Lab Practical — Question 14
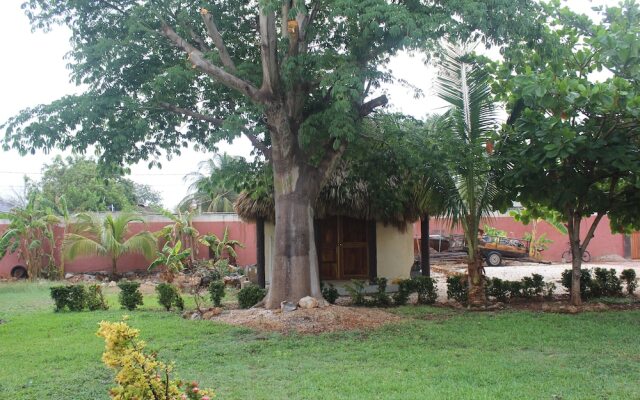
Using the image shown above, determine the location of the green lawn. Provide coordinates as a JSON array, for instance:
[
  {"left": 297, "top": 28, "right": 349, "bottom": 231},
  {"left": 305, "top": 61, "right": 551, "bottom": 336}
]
[{"left": 1, "top": 282, "right": 639, "bottom": 399}]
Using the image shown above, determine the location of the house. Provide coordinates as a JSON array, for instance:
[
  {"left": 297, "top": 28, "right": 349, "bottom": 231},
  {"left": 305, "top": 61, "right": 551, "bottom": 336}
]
[{"left": 234, "top": 162, "right": 419, "bottom": 286}]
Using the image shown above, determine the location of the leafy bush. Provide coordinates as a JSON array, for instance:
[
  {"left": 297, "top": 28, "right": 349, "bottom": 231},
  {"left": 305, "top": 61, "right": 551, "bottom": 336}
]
[
  {"left": 591, "top": 268, "right": 623, "bottom": 297},
  {"left": 506, "top": 280, "right": 523, "bottom": 299},
  {"left": 86, "top": 284, "right": 109, "bottom": 311},
  {"left": 412, "top": 276, "right": 438, "bottom": 304},
  {"left": 97, "top": 320, "right": 214, "bottom": 400},
  {"left": 321, "top": 282, "right": 339, "bottom": 304},
  {"left": 156, "top": 283, "right": 184, "bottom": 311},
  {"left": 67, "top": 285, "right": 88, "bottom": 311},
  {"left": 370, "top": 277, "right": 391, "bottom": 307},
  {"left": 544, "top": 282, "right": 556, "bottom": 299},
  {"left": 393, "top": 279, "right": 414, "bottom": 306},
  {"left": 620, "top": 269, "right": 637, "bottom": 295},
  {"left": 446, "top": 275, "right": 468, "bottom": 304},
  {"left": 487, "top": 278, "right": 509, "bottom": 302},
  {"left": 237, "top": 284, "right": 266, "bottom": 309},
  {"left": 561, "top": 268, "right": 592, "bottom": 298},
  {"left": 521, "top": 273, "right": 545, "bottom": 298},
  {"left": 117, "top": 281, "right": 144, "bottom": 311},
  {"left": 50, "top": 286, "right": 72, "bottom": 312},
  {"left": 344, "top": 279, "right": 367, "bottom": 306},
  {"left": 208, "top": 280, "right": 226, "bottom": 307}
]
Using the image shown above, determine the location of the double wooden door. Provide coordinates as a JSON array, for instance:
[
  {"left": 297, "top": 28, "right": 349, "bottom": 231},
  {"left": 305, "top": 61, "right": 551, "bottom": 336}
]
[
  {"left": 632, "top": 232, "right": 640, "bottom": 260},
  {"left": 317, "top": 216, "right": 369, "bottom": 280}
]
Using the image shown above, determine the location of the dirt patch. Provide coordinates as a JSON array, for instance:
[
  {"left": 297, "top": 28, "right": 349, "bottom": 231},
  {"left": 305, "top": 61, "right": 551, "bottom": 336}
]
[{"left": 204, "top": 305, "right": 403, "bottom": 334}]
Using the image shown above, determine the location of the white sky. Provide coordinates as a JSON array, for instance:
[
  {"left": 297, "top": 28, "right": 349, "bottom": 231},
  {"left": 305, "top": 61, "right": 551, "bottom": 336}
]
[{"left": 0, "top": 0, "right": 616, "bottom": 209}]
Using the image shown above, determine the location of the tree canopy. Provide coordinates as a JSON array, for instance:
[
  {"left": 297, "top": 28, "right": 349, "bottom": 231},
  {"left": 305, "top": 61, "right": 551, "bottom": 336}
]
[{"left": 494, "top": 1, "right": 640, "bottom": 305}]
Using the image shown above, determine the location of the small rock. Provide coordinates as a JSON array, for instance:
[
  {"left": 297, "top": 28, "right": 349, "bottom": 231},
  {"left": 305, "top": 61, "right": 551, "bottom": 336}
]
[
  {"left": 64, "top": 273, "right": 74, "bottom": 279},
  {"left": 281, "top": 301, "right": 297, "bottom": 312},
  {"left": 298, "top": 296, "right": 319, "bottom": 309},
  {"left": 202, "top": 307, "right": 223, "bottom": 319},
  {"left": 190, "top": 312, "right": 202, "bottom": 320},
  {"left": 108, "top": 281, "right": 117, "bottom": 287}
]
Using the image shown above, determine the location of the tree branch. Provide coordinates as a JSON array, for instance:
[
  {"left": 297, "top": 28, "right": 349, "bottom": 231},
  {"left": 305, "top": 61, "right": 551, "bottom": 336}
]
[
  {"left": 359, "top": 95, "right": 388, "bottom": 117},
  {"left": 243, "top": 131, "right": 272, "bottom": 160},
  {"left": 160, "top": 23, "right": 261, "bottom": 103},
  {"left": 200, "top": 8, "right": 237, "bottom": 73},
  {"left": 259, "top": 9, "right": 280, "bottom": 97},
  {"left": 581, "top": 212, "right": 604, "bottom": 252}
]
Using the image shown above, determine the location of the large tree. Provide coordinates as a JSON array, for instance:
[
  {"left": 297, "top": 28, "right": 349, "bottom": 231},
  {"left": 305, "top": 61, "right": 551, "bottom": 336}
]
[
  {"left": 495, "top": 2, "right": 640, "bottom": 306},
  {"left": 3, "top": 0, "right": 542, "bottom": 308}
]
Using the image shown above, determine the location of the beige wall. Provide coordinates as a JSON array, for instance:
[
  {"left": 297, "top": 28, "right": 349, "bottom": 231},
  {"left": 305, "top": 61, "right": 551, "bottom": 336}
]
[
  {"left": 263, "top": 221, "right": 414, "bottom": 283},
  {"left": 376, "top": 223, "right": 414, "bottom": 281}
]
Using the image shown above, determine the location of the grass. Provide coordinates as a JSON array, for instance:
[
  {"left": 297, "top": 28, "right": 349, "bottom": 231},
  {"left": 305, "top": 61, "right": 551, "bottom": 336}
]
[{"left": 1, "top": 282, "right": 639, "bottom": 399}]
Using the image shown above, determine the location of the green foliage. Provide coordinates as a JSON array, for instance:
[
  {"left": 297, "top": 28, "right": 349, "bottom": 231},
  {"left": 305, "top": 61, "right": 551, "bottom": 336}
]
[
  {"left": 156, "top": 283, "right": 184, "bottom": 311},
  {"left": 208, "top": 281, "right": 226, "bottom": 307},
  {"left": 117, "top": 281, "right": 144, "bottom": 311},
  {"left": 320, "top": 282, "right": 339, "bottom": 305},
  {"left": 237, "top": 285, "right": 266, "bottom": 309},
  {"left": 370, "top": 278, "right": 392, "bottom": 307},
  {"left": 148, "top": 240, "right": 191, "bottom": 276},
  {"left": 412, "top": 276, "right": 438, "bottom": 305},
  {"left": 392, "top": 279, "right": 414, "bottom": 306},
  {"left": 64, "top": 212, "right": 157, "bottom": 277},
  {"left": 446, "top": 275, "right": 468, "bottom": 304},
  {"left": 38, "top": 155, "right": 161, "bottom": 212},
  {"left": 344, "top": 280, "right": 367, "bottom": 306},
  {"left": 180, "top": 153, "right": 241, "bottom": 212},
  {"left": 620, "top": 269, "right": 637, "bottom": 295},
  {"left": 483, "top": 225, "right": 506, "bottom": 237},
  {"left": 591, "top": 268, "right": 623, "bottom": 298},
  {"left": 521, "top": 274, "right": 545, "bottom": 298},
  {"left": 49, "top": 286, "right": 71, "bottom": 312},
  {"left": 86, "top": 284, "right": 109, "bottom": 311},
  {"left": 487, "top": 278, "right": 509, "bottom": 302},
  {"left": 200, "top": 227, "right": 244, "bottom": 264},
  {"left": 0, "top": 191, "right": 59, "bottom": 279},
  {"left": 544, "top": 282, "right": 556, "bottom": 300}
]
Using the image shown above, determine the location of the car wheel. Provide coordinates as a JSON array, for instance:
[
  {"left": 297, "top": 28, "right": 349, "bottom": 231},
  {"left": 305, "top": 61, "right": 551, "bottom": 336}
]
[
  {"left": 486, "top": 251, "right": 502, "bottom": 267},
  {"left": 11, "top": 266, "right": 28, "bottom": 279}
]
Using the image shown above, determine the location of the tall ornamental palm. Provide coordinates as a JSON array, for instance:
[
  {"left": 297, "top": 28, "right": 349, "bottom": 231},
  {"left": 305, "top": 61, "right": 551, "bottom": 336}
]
[
  {"left": 418, "top": 42, "right": 500, "bottom": 306},
  {"left": 179, "top": 153, "right": 240, "bottom": 212},
  {"left": 63, "top": 213, "right": 157, "bottom": 278}
]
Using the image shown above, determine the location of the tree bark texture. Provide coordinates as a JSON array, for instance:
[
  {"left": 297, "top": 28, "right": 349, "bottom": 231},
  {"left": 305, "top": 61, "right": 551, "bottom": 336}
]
[
  {"left": 467, "top": 250, "right": 486, "bottom": 306},
  {"left": 420, "top": 214, "right": 430, "bottom": 277}
]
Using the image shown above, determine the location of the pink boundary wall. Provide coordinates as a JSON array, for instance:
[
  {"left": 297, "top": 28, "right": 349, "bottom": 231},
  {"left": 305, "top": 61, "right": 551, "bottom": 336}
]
[
  {"left": 413, "top": 214, "right": 625, "bottom": 262},
  {"left": 0, "top": 213, "right": 257, "bottom": 278}
]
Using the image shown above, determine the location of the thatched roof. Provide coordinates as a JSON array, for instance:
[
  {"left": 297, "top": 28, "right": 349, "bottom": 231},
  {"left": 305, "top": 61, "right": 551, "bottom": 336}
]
[{"left": 234, "top": 161, "right": 421, "bottom": 229}]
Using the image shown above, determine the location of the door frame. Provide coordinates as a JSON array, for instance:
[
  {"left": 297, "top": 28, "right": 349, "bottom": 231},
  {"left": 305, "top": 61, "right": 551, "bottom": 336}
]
[{"left": 317, "top": 216, "right": 374, "bottom": 281}]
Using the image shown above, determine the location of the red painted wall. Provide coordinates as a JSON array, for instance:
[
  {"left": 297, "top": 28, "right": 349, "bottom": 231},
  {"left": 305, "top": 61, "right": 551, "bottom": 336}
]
[
  {"left": 413, "top": 215, "right": 625, "bottom": 262},
  {"left": 0, "top": 213, "right": 257, "bottom": 278}
]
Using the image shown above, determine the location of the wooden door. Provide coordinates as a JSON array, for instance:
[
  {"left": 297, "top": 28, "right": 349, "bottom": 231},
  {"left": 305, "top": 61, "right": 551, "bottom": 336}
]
[
  {"left": 632, "top": 232, "right": 640, "bottom": 260},
  {"left": 318, "top": 216, "right": 369, "bottom": 280},
  {"left": 340, "top": 217, "right": 369, "bottom": 279}
]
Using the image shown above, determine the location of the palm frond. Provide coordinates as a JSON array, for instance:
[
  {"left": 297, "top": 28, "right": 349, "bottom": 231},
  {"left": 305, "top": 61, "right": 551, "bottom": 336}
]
[
  {"left": 121, "top": 231, "right": 157, "bottom": 260},
  {"left": 63, "top": 233, "right": 107, "bottom": 260}
]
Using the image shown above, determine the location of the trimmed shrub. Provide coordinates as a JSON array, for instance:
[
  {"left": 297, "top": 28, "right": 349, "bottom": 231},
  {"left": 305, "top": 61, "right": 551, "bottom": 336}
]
[
  {"left": 117, "top": 281, "right": 144, "bottom": 311},
  {"left": 208, "top": 280, "right": 226, "bottom": 307},
  {"left": 412, "top": 276, "right": 438, "bottom": 304},
  {"left": 50, "top": 286, "right": 71, "bottom": 312},
  {"left": 321, "top": 282, "right": 339, "bottom": 304},
  {"left": 393, "top": 279, "right": 414, "bottom": 306},
  {"left": 620, "top": 269, "right": 637, "bottom": 295},
  {"left": 446, "top": 275, "right": 468, "bottom": 304},
  {"left": 506, "top": 280, "right": 523, "bottom": 299},
  {"left": 237, "top": 284, "right": 266, "bottom": 309},
  {"left": 86, "top": 284, "right": 109, "bottom": 311},
  {"left": 487, "top": 278, "right": 509, "bottom": 302},
  {"left": 67, "top": 285, "right": 88, "bottom": 311},
  {"left": 522, "top": 273, "right": 545, "bottom": 298},
  {"left": 344, "top": 279, "right": 366, "bottom": 306},
  {"left": 156, "top": 283, "right": 184, "bottom": 311},
  {"left": 591, "top": 268, "right": 623, "bottom": 297}
]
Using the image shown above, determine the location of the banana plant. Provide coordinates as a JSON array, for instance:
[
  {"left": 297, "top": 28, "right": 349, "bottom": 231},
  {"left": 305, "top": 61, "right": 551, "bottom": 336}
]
[
  {"left": 148, "top": 240, "right": 191, "bottom": 280},
  {"left": 200, "top": 227, "right": 245, "bottom": 264}
]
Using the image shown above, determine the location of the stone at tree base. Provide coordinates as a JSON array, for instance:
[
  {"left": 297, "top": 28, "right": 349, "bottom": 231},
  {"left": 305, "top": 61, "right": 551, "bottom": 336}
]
[
  {"left": 298, "top": 296, "right": 319, "bottom": 309},
  {"left": 281, "top": 301, "right": 297, "bottom": 312},
  {"left": 108, "top": 281, "right": 117, "bottom": 287},
  {"left": 64, "top": 273, "right": 74, "bottom": 279}
]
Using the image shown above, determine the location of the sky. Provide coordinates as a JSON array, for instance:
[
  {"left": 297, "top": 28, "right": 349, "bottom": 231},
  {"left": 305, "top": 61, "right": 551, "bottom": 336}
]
[{"left": 0, "top": 0, "right": 617, "bottom": 209}]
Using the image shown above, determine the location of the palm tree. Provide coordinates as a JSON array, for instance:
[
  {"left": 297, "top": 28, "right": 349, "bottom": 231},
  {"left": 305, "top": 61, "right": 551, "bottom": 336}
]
[
  {"left": 63, "top": 213, "right": 157, "bottom": 278},
  {"left": 155, "top": 208, "right": 200, "bottom": 265},
  {"left": 415, "top": 42, "right": 500, "bottom": 306},
  {"left": 179, "top": 153, "right": 240, "bottom": 212}
]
